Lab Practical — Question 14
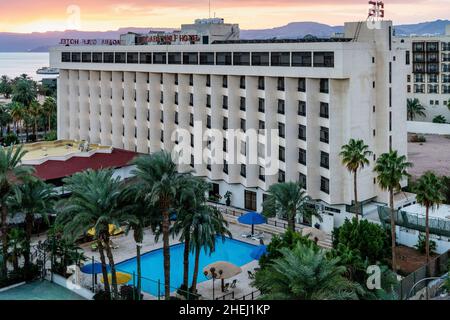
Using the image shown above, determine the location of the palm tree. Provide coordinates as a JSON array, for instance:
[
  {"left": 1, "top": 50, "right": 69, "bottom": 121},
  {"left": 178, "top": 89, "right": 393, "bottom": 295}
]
[
  {"left": 253, "top": 242, "right": 362, "bottom": 300},
  {"left": 41, "top": 97, "right": 56, "bottom": 134},
  {"left": 9, "top": 102, "right": 25, "bottom": 136},
  {"left": 8, "top": 179, "right": 56, "bottom": 275},
  {"left": 407, "top": 98, "right": 426, "bottom": 121},
  {"left": 28, "top": 100, "right": 42, "bottom": 140},
  {"left": 172, "top": 176, "right": 211, "bottom": 294},
  {"left": 132, "top": 151, "right": 182, "bottom": 299},
  {"left": 190, "top": 206, "right": 231, "bottom": 293},
  {"left": 373, "top": 150, "right": 412, "bottom": 271},
  {"left": 262, "top": 182, "right": 321, "bottom": 232},
  {"left": 414, "top": 172, "right": 445, "bottom": 263},
  {"left": 7, "top": 228, "right": 26, "bottom": 272},
  {"left": 340, "top": 139, "right": 372, "bottom": 222},
  {"left": 11, "top": 78, "right": 37, "bottom": 108},
  {"left": 0, "top": 145, "right": 34, "bottom": 277},
  {"left": 56, "top": 169, "right": 126, "bottom": 300}
]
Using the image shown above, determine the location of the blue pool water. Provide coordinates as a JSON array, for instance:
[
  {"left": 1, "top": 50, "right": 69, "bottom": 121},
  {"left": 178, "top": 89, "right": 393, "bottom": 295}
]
[{"left": 116, "top": 237, "right": 257, "bottom": 296}]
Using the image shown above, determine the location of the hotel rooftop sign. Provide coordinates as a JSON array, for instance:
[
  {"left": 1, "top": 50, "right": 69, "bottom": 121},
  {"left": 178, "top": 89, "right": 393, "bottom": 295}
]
[{"left": 59, "top": 39, "right": 120, "bottom": 45}]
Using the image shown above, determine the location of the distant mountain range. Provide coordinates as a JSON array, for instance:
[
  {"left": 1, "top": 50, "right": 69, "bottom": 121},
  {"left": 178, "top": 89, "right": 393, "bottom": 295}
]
[{"left": 0, "top": 20, "right": 448, "bottom": 52}]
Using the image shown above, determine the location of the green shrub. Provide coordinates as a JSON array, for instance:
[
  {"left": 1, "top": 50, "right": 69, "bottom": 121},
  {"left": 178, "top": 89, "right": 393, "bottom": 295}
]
[
  {"left": 259, "top": 229, "right": 317, "bottom": 269},
  {"left": 45, "top": 130, "right": 57, "bottom": 141},
  {"left": 120, "top": 285, "right": 144, "bottom": 300},
  {"left": 333, "top": 218, "right": 390, "bottom": 264},
  {"left": 414, "top": 233, "right": 437, "bottom": 254},
  {"left": 432, "top": 115, "right": 447, "bottom": 124},
  {"left": 3, "top": 133, "right": 19, "bottom": 146}
]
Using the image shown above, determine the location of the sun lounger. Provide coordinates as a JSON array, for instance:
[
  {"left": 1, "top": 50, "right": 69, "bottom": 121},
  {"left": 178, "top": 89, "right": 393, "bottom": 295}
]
[
  {"left": 251, "top": 232, "right": 264, "bottom": 241},
  {"left": 248, "top": 270, "right": 255, "bottom": 279},
  {"left": 241, "top": 232, "right": 252, "bottom": 238},
  {"left": 230, "top": 279, "right": 237, "bottom": 289},
  {"left": 223, "top": 283, "right": 230, "bottom": 292}
]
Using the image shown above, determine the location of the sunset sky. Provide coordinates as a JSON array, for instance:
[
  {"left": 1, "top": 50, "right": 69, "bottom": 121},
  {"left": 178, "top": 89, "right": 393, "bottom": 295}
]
[{"left": 0, "top": 0, "right": 448, "bottom": 33}]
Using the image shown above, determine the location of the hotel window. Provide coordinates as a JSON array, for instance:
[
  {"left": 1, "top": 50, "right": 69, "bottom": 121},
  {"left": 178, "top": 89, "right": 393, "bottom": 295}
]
[
  {"left": 241, "top": 142, "right": 247, "bottom": 156},
  {"left": 222, "top": 76, "right": 228, "bottom": 88},
  {"left": 223, "top": 117, "right": 228, "bottom": 130},
  {"left": 174, "top": 111, "right": 178, "bottom": 125},
  {"left": 320, "top": 177, "right": 330, "bottom": 194},
  {"left": 168, "top": 52, "right": 182, "bottom": 64},
  {"left": 320, "top": 79, "right": 329, "bottom": 93},
  {"left": 298, "top": 125, "right": 306, "bottom": 141},
  {"left": 223, "top": 139, "right": 228, "bottom": 152},
  {"left": 240, "top": 119, "right": 246, "bottom": 131},
  {"left": 174, "top": 74, "right": 178, "bottom": 85},
  {"left": 244, "top": 190, "right": 257, "bottom": 211},
  {"left": 82, "top": 52, "right": 92, "bottom": 63},
  {"left": 206, "top": 75, "right": 211, "bottom": 87},
  {"left": 271, "top": 52, "right": 290, "bottom": 66},
  {"left": 258, "top": 77, "right": 265, "bottom": 90},
  {"left": 240, "top": 164, "right": 247, "bottom": 178},
  {"left": 292, "top": 52, "right": 312, "bottom": 67},
  {"left": 298, "top": 78, "right": 306, "bottom": 92},
  {"left": 259, "top": 166, "right": 265, "bottom": 182},
  {"left": 258, "top": 98, "right": 265, "bottom": 113},
  {"left": 160, "top": 92, "right": 164, "bottom": 104},
  {"left": 206, "top": 95, "right": 211, "bottom": 108},
  {"left": 240, "top": 76, "right": 246, "bottom": 89},
  {"left": 277, "top": 100, "right": 285, "bottom": 115},
  {"left": 299, "top": 148, "right": 306, "bottom": 165},
  {"left": 298, "top": 101, "right": 306, "bottom": 116},
  {"left": 190, "top": 134, "right": 194, "bottom": 147},
  {"left": 127, "top": 52, "right": 139, "bottom": 64},
  {"left": 62, "top": 52, "right": 71, "bottom": 62},
  {"left": 114, "top": 52, "right": 126, "bottom": 63},
  {"left": 251, "top": 52, "right": 270, "bottom": 66},
  {"left": 279, "top": 146, "right": 285, "bottom": 162},
  {"left": 160, "top": 74, "right": 163, "bottom": 84},
  {"left": 278, "top": 170, "right": 286, "bottom": 183},
  {"left": 160, "top": 111, "right": 164, "bottom": 123},
  {"left": 223, "top": 161, "right": 229, "bottom": 174},
  {"left": 299, "top": 173, "right": 307, "bottom": 189},
  {"left": 153, "top": 52, "right": 166, "bottom": 64},
  {"left": 189, "top": 114, "right": 194, "bottom": 127},
  {"left": 313, "top": 52, "right": 334, "bottom": 67},
  {"left": 278, "top": 123, "right": 285, "bottom": 138},
  {"left": 103, "top": 52, "right": 114, "bottom": 63},
  {"left": 233, "top": 52, "right": 250, "bottom": 66},
  {"left": 189, "top": 74, "right": 194, "bottom": 86},
  {"left": 277, "top": 77, "right": 285, "bottom": 91},
  {"left": 183, "top": 52, "right": 198, "bottom": 65},
  {"left": 319, "top": 102, "right": 329, "bottom": 118},
  {"left": 200, "top": 52, "right": 215, "bottom": 65},
  {"left": 189, "top": 93, "right": 193, "bottom": 106},
  {"left": 240, "top": 97, "right": 246, "bottom": 111},
  {"left": 414, "top": 84, "right": 425, "bottom": 93},
  {"left": 406, "top": 50, "right": 410, "bottom": 65},
  {"left": 320, "top": 151, "right": 329, "bottom": 169},
  {"left": 320, "top": 127, "right": 329, "bottom": 143},
  {"left": 414, "top": 74, "right": 425, "bottom": 83},
  {"left": 428, "top": 84, "right": 439, "bottom": 94},
  {"left": 190, "top": 155, "right": 194, "bottom": 168},
  {"left": 223, "top": 96, "right": 228, "bottom": 109},
  {"left": 71, "top": 52, "right": 81, "bottom": 62},
  {"left": 160, "top": 130, "right": 164, "bottom": 143},
  {"left": 258, "top": 120, "right": 265, "bottom": 130},
  {"left": 140, "top": 52, "right": 152, "bottom": 64},
  {"left": 92, "top": 52, "right": 103, "bottom": 63},
  {"left": 429, "top": 74, "right": 438, "bottom": 83},
  {"left": 216, "top": 52, "right": 232, "bottom": 65},
  {"left": 207, "top": 115, "right": 211, "bottom": 129},
  {"left": 173, "top": 92, "right": 178, "bottom": 105}
]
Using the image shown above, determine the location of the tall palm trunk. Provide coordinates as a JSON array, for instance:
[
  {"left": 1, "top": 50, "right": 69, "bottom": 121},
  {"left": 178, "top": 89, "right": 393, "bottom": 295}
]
[
  {"left": 162, "top": 204, "right": 171, "bottom": 299},
  {"left": 24, "top": 213, "right": 34, "bottom": 276},
  {"left": 48, "top": 115, "right": 52, "bottom": 132},
  {"left": 97, "top": 240, "right": 111, "bottom": 299},
  {"left": 389, "top": 189, "right": 397, "bottom": 272},
  {"left": 190, "top": 247, "right": 201, "bottom": 292},
  {"left": 182, "top": 234, "right": 190, "bottom": 290},
  {"left": 425, "top": 205, "right": 430, "bottom": 264},
  {"left": 103, "top": 236, "right": 119, "bottom": 299},
  {"left": 288, "top": 208, "right": 296, "bottom": 232},
  {"left": 1, "top": 202, "right": 9, "bottom": 277},
  {"left": 354, "top": 170, "right": 359, "bottom": 222},
  {"left": 136, "top": 243, "right": 141, "bottom": 299}
]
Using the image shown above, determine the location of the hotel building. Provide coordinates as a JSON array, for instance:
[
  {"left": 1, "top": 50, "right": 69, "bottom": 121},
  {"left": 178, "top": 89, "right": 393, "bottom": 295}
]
[
  {"left": 397, "top": 24, "right": 450, "bottom": 122},
  {"left": 49, "top": 19, "right": 409, "bottom": 232}
]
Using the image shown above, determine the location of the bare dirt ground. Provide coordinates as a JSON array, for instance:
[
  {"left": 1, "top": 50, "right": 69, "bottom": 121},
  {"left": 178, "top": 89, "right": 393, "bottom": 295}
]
[{"left": 408, "top": 134, "right": 450, "bottom": 179}]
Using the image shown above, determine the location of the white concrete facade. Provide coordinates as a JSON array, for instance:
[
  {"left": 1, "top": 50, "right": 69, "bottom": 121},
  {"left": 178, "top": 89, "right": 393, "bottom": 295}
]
[{"left": 50, "top": 20, "right": 408, "bottom": 230}]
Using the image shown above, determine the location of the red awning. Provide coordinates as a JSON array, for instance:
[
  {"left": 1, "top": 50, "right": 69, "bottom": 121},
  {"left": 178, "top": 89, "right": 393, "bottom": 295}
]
[{"left": 31, "top": 148, "right": 139, "bottom": 181}]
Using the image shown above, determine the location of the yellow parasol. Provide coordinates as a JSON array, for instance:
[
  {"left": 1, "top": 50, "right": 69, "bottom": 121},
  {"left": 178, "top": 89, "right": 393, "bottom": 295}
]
[
  {"left": 100, "top": 272, "right": 132, "bottom": 285},
  {"left": 87, "top": 224, "right": 123, "bottom": 237}
]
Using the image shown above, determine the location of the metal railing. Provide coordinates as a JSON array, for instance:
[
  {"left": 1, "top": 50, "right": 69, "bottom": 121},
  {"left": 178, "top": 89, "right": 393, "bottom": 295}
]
[
  {"left": 396, "top": 250, "right": 449, "bottom": 300},
  {"left": 216, "top": 289, "right": 261, "bottom": 301}
]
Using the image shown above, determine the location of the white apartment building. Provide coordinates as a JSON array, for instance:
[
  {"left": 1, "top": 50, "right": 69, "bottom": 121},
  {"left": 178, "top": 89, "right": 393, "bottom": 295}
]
[
  {"left": 49, "top": 19, "right": 408, "bottom": 233},
  {"left": 397, "top": 24, "right": 450, "bottom": 122}
]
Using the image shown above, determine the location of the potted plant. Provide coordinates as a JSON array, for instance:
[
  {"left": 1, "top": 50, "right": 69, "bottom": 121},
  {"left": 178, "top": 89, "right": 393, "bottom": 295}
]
[{"left": 224, "top": 191, "right": 232, "bottom": 206}]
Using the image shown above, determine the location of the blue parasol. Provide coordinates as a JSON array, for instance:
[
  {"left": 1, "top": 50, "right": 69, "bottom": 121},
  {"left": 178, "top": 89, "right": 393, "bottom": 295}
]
[
  {"left": 81, "top": 263, "right": 109, "bottom": 274},
  {"left": 250, "top": 245, "right": 267, "bottom": 260},
  {"left": 237, "top": 211, "right": 266, "bottom": 234}
]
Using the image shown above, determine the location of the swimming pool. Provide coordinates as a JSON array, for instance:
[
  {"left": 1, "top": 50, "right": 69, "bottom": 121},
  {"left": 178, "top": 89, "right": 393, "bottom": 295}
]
[
  {"left": 116, "top": 237, "right": 257, "bottom": 296},
  {"left": 0, "top": 281, "right": 85, "bottom": 300}
]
